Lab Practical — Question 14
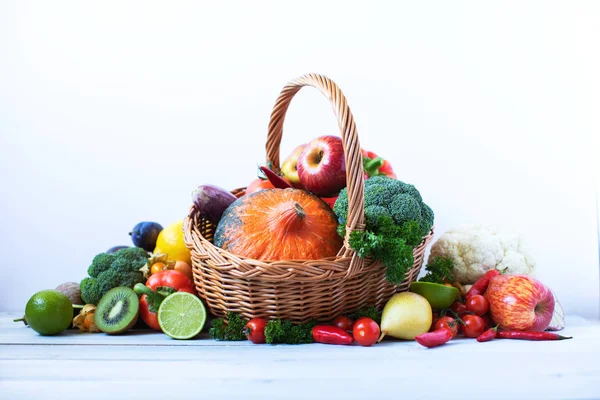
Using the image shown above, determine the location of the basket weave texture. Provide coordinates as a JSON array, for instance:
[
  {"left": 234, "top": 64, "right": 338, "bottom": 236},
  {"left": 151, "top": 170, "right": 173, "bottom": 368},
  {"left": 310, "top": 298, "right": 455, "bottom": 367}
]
[{"left": 183, "top": 73, "right": 434, "bottom": 323}]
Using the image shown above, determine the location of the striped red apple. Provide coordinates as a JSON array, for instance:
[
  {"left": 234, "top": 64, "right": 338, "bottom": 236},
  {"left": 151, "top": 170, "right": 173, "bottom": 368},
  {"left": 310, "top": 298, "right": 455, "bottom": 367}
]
[{"left": 484, "top": 275, "right": 555, "bottom": 332}]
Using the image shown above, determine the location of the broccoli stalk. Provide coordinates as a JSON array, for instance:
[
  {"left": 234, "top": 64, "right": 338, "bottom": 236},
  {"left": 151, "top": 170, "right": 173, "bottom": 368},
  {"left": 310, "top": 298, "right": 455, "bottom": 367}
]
[{"left": 80, "top": 247, "right": 149, "bottom": 305}]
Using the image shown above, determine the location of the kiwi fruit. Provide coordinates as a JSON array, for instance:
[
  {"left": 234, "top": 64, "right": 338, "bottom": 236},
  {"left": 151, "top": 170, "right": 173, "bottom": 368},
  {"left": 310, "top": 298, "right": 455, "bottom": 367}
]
[{"left": 94, "top": 287, "right": 139, "bottom": 334}]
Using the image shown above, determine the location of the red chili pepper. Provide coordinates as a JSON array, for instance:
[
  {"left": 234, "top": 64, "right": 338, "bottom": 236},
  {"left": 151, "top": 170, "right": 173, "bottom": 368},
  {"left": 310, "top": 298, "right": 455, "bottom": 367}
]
[
  {"left": 312, "top": 325, "right": 354, "bottom": 345},
  {"left": 361, "top": 149, "right": 397, "bottom": 179},
  {"left": 133, "top": 270, "right": 197, "bottom": 331},
  {"left": 415, "top": 328, "right": 454, "bottom": 348},
  {"left": 477, "top": 326, "right": 499, "bottom": 342},
  {"left": 496, "top": 331, "right": 572, "bottom": 341},
  {"left": 466, "top": 270, "right": 501, "bottom": 298},
  {"left": 259, "top": 166, "right": 292, "bottom": 189}
]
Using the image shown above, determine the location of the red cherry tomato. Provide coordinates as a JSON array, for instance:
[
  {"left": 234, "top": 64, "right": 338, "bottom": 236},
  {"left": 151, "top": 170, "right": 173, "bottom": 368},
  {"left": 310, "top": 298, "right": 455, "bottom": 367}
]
[
  {"left": 245, "top": 318, "right": 267, "bottom": 344},
  {"left": 332, "top": 316, "right": 353, "bottom": 331},
  {"left": 451, "top": 301, "right": 469, "bottom": 318},
  {"left": 480, "top": 313, "right": 494, "bottom": 330},
  {"left": 466, "top": 295, "right": 489, "bottom": 316},
  {"left": 462, "top": 315, "right": 486, "bottom": 338},
  {"left": 352, "top": 317, "right": 380, "bottom": 346},
  {"left": 433, "top": 316, "right": 459, "bottom": 337}
]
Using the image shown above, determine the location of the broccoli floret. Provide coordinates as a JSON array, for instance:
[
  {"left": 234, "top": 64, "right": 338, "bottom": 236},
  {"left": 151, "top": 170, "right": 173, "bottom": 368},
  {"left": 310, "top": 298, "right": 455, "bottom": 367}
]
[
  {"left": 364, "top": 205, "right": 393, "bottom": 231},
  {"left": 334, "top": 175, "right": 433, "bottom": 236},
  {"left": 112, "top": 247, "right": 149, "bottom": 268},
  {"left": 419, "top": 203, "right": 434, "bottom": 238},
  {"left": 80, "top": 248, "right": 149, "bottom": 305},
  {"left": 80, "top": 277, "right": 102, "bottom": 305},
  {"left": 87, "top": 253, "right": 115, "bottom": 278}
]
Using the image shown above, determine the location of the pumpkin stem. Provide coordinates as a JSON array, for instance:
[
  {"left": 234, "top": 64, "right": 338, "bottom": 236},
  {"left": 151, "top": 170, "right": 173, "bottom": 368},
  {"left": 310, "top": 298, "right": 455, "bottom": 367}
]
[
  {"left": 276, "top": 202, "right": 306, "bottom": 232},
  {"left": 293, "top": 202, "right": 306, "bottom": 219}
]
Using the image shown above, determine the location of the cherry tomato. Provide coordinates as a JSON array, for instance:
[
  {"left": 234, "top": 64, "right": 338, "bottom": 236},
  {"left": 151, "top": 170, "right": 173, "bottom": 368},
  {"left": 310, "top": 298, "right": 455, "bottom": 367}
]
[
  {"left": 462, "top": 315, "right": 486, "bottom": 338},
  {"left": 466, "top": 295, "right": 489, "bottom": 316},
  {"left": 352, "top": 317, "right": 380, "bottom": 346},
  {"left": 245, "top": 318, "right": 267, "bottom": 344},
  {"left": 245, "top": 178, "right": 275, "bottom": 195},
  {"left": 332, "top": 316, "right": 353, "bottom": 331},
  {"left": 451, "top": 301, "right": 469, "bottom": 318},
  {"left": 481, "top": 313, "right": 494, "bottom": 330},
  {"left": 433, "top": 316, "right": 459, "bottom": 337}
]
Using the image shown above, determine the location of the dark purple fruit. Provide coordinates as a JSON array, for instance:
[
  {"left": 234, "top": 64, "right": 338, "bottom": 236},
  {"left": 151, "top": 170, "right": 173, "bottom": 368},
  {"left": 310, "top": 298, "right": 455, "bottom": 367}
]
[
  {"left": 129, "top": 222, "right": 163, "bottom": 252},
  {"left": 191, "top": 184, "right": 237, "bottom": 224}
]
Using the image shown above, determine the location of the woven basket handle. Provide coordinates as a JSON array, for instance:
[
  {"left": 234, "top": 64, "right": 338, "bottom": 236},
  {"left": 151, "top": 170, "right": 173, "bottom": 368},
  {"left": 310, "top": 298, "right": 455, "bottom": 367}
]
[{"left": 266, "top": 73, "right": 365, "bottom": 244}]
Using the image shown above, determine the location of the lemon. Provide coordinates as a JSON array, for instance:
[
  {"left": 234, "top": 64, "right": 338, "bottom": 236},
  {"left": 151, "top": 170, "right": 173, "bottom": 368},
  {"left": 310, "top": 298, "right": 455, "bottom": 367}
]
[
  {"left": 154, "top": 220, "right": 191, "bottom": 264},
  {"left": 409, "top": 282, "right": 459, "bottom": 310}
]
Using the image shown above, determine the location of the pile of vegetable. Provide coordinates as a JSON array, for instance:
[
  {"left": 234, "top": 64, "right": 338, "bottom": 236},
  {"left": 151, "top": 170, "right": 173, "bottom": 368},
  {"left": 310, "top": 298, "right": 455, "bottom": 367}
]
[
  {"left": 15, "top": 130, "right": 570, "bottom": 349},
  {"left": 80, "top": 247, "right": 149, "bottom": 305}
]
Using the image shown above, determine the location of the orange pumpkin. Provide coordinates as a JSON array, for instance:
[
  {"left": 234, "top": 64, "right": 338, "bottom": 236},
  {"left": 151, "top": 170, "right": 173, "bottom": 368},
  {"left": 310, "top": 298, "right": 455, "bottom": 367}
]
[{"left": 214, "top": 188, "right": 343, "bottom": 260}]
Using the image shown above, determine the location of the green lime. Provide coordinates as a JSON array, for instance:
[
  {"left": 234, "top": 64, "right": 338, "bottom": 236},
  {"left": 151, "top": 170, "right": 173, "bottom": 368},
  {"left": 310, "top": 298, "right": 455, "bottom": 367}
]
[
  {"left": 25, "top": 290, "right": 73, "bottom": 335},
  {"left": 157, "top": 292, "right": 206, "bottom": 340},
  {"left": 409, "top": 282, "right": 459, "bottom": 310}
]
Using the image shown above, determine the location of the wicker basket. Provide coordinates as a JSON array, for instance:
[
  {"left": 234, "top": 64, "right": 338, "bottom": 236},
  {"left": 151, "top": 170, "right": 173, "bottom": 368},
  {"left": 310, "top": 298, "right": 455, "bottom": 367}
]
[{"left": 183, "top": 73, "right": 434, "bottom": 323}]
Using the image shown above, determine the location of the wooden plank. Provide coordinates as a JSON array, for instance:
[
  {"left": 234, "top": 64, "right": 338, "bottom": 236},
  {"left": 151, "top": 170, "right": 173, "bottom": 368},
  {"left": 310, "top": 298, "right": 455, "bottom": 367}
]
[{"left": 2, "top": 313, "right": 600, "bottom": 399}]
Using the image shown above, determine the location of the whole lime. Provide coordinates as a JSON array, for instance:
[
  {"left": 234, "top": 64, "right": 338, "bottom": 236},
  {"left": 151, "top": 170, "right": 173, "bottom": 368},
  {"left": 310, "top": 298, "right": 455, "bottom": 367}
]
[{"left": 25, "top": 290, "right": 73, "bottom": 335}]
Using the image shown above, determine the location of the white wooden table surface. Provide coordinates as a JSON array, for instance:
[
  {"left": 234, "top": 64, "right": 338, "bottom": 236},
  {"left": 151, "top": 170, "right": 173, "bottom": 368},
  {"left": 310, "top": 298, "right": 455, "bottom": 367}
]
[{"left": 1, "top": 312, "right": 599, "bottom": 400}]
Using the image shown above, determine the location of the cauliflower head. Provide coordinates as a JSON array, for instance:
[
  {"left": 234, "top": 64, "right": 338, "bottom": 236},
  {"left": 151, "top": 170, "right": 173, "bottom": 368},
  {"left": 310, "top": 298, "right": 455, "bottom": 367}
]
[{"left": 428, "top": 225, "right": 536, "bottom": 284}]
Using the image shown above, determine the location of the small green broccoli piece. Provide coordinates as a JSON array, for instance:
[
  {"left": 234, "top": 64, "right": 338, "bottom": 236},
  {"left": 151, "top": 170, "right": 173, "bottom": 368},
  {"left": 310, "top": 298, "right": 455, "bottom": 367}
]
[
  {"left": 80, "top": 248, "right": 149, "bottom": 305},
  {"left": 112, "top": 247, "right": 149, "bottom": 270},
  {"left": 87, "top": 253, "right": 115, "bottom": 278},
  {"left": 80, "top": 277, "right": 102, "bottom": 305}
]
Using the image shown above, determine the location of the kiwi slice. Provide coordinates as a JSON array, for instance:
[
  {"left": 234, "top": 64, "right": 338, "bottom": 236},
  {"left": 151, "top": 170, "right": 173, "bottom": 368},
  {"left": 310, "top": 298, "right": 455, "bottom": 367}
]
[{"left": 94, "top": 287, "right": 139, "bottom": 334}]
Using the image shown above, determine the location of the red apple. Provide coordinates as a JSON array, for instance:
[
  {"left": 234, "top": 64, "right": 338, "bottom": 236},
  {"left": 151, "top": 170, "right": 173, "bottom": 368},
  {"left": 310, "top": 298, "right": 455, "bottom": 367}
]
[
  {"left": 485, "top": 275, "right": 555, "bottom": 332},
  {"left": 297, "top": 135, "right": 346, "bottom": 197},
  {"left": 281, "top": 144, "right": 306, "bottom": 189}
]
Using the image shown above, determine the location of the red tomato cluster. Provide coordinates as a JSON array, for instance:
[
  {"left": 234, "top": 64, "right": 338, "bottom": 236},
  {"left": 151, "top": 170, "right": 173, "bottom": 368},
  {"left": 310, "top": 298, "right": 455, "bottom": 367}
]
[{"left": 421, "top": 294, "right": 493, "bottom": 348}]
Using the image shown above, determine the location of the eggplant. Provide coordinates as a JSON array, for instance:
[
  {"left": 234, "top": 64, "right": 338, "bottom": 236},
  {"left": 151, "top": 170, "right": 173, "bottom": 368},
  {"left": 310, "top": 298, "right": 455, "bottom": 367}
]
[{"left": 191, "top": 184, "right": 237, "bottom": 224}]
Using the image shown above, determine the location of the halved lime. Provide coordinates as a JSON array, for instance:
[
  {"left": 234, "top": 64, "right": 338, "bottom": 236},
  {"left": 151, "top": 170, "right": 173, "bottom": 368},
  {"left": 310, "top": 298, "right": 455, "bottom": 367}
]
[
  {"left": 157, "top": 292, "right": 207, "bottom": 340},
  {"left": 409, "top": 282, "right": 459, "bottom": 310}
]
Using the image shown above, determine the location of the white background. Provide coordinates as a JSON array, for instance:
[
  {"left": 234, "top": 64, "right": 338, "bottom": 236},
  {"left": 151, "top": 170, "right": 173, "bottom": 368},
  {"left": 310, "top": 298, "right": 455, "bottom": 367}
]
[{"left": 1, "top": 1, "right": 599, "bottom": 318}]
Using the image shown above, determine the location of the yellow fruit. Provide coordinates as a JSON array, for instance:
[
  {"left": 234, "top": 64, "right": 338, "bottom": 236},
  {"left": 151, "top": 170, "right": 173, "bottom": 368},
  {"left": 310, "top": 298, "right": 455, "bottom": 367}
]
[
  {"left": 154, "top": 221, "right": 191, "bottom": 264},
  {"left": 379, "top": 292, "right": 432, "bottom": 341},
  {"left": 150, "top": 262, "right": 167, "bottom": 275}
]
